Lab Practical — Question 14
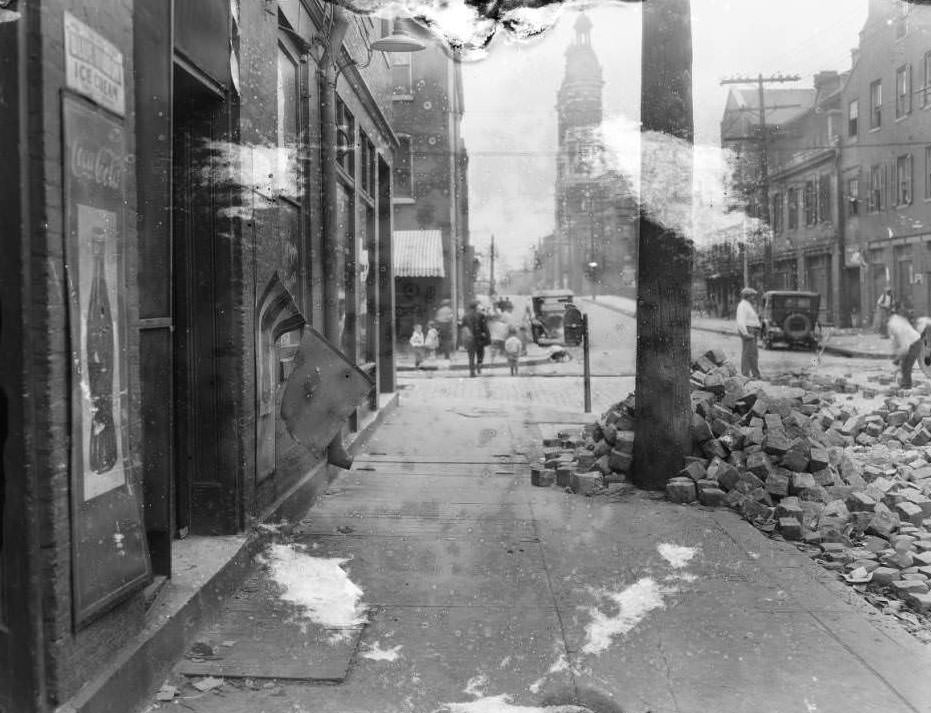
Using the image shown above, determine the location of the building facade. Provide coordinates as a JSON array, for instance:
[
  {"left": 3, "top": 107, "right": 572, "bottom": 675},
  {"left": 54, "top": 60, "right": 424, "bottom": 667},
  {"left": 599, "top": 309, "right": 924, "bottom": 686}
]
[
  {"left": 0, "top": 2, "right": 399, "bottom": 711},
  {"left": 388, "top": 25, "right": 470, "bottom": 339},
  {"left": 841, "top": 0, "right": 931, "bottom": 323},
  {"left": 704, "top": 0, "right": 931, "bottom": 327},
  {"left": 551, "top": 12, "right": 637, "bottom": 296},
  {"left": 762, "top": 71, "right": 845, "bottom": 326}
]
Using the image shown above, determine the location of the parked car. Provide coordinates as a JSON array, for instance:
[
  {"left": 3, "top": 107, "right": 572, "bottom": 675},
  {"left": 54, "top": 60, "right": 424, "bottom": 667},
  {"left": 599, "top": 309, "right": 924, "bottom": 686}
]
[
  {"left": 530, "top": 289, "right": 574, "bottom": 345},
  {"left": 759, "top": 290, "right": 821, "bottom": 351}
]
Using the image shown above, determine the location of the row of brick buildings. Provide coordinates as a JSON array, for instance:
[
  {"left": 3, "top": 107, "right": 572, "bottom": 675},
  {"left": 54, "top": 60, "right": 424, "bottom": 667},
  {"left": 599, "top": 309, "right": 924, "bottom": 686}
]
[
  {"left": 702, "top": 0, "right": 931, "bottom": 326},
  {"left": 0, "top": 2, "right": 467, "bottom": 712}
]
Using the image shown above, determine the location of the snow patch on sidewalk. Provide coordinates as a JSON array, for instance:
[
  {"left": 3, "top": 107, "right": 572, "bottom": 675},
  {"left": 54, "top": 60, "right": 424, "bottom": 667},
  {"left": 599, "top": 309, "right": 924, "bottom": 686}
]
[
  {"left": 360, "top": 641, "right": 403, "bottom": 661},
  {"left": 436, "top": 695, "right": 591, "bottom": 713},
  {"left": 657, "top": 543, "right": 698, "bottom": 569},
  {"left": 260, "top": 544, "right": 367, "bottom": 639},
  {"left": 581, "top": 578, "right": 671, "bottom": 655}
]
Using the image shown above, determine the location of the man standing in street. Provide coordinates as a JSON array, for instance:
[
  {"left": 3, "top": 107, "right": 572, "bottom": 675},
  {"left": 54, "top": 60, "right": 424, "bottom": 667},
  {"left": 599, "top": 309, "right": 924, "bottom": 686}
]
[
  {"left": 434, "top": 298, "right": 454, "bottom": 359},
  {"left": 876, "top": 287, "right": 894, "bottom": 339},
  {"left": 460, "top": 300, "right": 490, "bottom": 377},
  {"left": 735, "top": 287, "right": 762, "bottom": 379}
]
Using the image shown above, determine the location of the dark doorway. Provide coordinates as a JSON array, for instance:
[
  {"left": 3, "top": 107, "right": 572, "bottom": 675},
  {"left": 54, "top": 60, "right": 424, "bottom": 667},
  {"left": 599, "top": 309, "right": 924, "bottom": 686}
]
[
  {"left": 378, "top": 156, "right": 395, "bottom": 395},
  {"left": 0, "top": 13, "right": 41, "bottom": 712},
  {"left": 845, "top": 267, "right": 862, "bottom": 328},
  {"left": 172, "top": 64, "right": 238, "bottom": 535}
]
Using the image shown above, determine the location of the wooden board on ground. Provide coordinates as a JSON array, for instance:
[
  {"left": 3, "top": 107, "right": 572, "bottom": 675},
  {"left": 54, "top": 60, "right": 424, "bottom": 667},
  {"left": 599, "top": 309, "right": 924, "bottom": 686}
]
[{"left": 177, "top": 572, "right": 366, "bottom": 682}]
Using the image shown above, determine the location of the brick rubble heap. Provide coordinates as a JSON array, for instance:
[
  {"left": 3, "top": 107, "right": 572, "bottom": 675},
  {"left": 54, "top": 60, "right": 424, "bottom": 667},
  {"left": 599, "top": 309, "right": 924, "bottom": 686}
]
[{"left": 533, "top": 349, "right": 931, "bottom": 615}]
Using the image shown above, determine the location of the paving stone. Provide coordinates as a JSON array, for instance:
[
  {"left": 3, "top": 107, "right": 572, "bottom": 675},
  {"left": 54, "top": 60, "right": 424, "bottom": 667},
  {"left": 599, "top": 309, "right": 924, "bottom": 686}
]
[
  {"left": 679, "top": 460, "right": 707, "bottom": 482},
  {"left": 790, "top": 472, "right": 817, "bottom": 496},
  {"left": 866, "top": 503, "right": 900, "bottom": 538},
  {"left": 717, "top": 464, "right": 741, "bottom": 492},
  {"left": 690, "top": 414, "right": 714, "bottom": 443},
  {"left": 764, "top": 469, "right": 790, "bottom": 497},
  {"left": 570, "top": 471, "right": 601, "bottom": 496},
  {"left": 846, "top": 492, "right": 878, "bottom": 513},
  {"left": 781, "top": 449, "right": 809, "bottom": 472},
  {"left": 776, "top": 496, "right": 803, "bottom": 523},
  {"left": 905, "top": 591, "right": 931, "bottom": 611},
  {"left": 891, "top": 579, "right": 930, "bottom": 595},
  {"left": 608, "top": 449, "right": 633, "bottom": 474},
  {"left": 882, "top": 551, "right": 915, "bottom": 569},
  {"left": 666, "top": 477, "right": 697, "bottom": 504},
  {"left": 593, "top": 440, "right": 610, "bottom": 458},
  {"left": 555, "top": 466, "right": 573, "bottom": 488},
  {"left": 698, "top": 487, "right": 728, "bottom": 507},
  {"left": 763, "top": 432, "right": 791, "bottom": 457},
  {"left": 895, "top": 500, "right": 924, "bottom": 527},
  {"left": 872, "top": 567, "right": 903, "bottom": 585},
  {"left": 746, "top": 452, "right": 774, "bottom": 480},
  {"left": 775, "top": 517, "right": 801, "bottom": 540}
]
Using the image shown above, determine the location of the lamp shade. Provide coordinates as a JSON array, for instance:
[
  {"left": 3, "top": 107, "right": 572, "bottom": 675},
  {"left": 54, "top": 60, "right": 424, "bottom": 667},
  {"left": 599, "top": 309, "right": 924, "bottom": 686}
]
[{"left": 371, "top": 19, "right": 426, "bottom": 53}]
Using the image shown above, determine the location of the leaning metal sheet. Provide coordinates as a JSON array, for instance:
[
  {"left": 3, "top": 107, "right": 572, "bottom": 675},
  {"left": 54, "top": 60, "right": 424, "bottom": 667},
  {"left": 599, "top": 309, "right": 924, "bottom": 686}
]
[{"left": 280, "top": 325, "right": 374, "bottom": 452}]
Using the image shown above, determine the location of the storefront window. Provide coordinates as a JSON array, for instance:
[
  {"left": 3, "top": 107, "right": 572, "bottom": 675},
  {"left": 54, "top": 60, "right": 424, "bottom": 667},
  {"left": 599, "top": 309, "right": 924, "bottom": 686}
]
[{"left": 337, "top": 183, "right": 355, "bottom": 357}]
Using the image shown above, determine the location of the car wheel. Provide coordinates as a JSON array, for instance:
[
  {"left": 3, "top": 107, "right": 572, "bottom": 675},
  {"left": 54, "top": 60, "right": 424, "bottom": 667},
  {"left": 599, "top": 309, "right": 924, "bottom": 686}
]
[{"left": 783, "top": 313, "right": 811, "bottom": 342}]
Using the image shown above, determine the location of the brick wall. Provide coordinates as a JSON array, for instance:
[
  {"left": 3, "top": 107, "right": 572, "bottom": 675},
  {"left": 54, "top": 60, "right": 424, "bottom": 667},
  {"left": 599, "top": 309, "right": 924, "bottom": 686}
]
[{"left": 30, "top": 0, "right": 146, "bottom": 705}]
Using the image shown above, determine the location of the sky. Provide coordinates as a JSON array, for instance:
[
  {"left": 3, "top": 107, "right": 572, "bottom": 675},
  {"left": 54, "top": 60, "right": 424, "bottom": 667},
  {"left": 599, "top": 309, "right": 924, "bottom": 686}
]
[{"left": 459, "top": 0, "right": 872, "bottom": 268}]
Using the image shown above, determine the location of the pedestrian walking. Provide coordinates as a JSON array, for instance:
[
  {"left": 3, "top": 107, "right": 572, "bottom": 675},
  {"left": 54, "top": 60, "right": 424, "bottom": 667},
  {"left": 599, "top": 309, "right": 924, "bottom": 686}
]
[
  {"left": 434, "top": 298, "right": 454, "bottom": 359},
  {"left": 409, "top": 323, "right": 425, "bottom": 369},
  {"left": 460, "top": 301, "right": 490, "bottom": 377},
  {"left": 888, "top": 311, "right": 931, "bottom": 389},
  {"left": 424, "top": 321, "right": 439, "bottom": 362},
  {"left": 876, "top": 288, "right": 893, "bottom": 339},
  {"left": 504, "top": 326, "right": 522, "bottom": 376},
  {"left": 488, "top": 309, "right": 509, "bottom": 363},
  {"left": 735, "top": 287, "right": 762, "bottom": 379}
]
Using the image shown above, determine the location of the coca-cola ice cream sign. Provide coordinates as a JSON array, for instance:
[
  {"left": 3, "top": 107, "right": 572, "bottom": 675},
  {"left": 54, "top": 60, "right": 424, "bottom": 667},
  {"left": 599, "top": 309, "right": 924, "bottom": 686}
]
[{"left": 64, "top": 12, "right": 125, "bottom": 117}]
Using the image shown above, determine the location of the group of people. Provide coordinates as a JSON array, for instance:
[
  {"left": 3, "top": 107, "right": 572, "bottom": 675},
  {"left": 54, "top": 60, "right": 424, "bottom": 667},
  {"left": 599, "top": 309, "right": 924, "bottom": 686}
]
[
  {"left": 408, "top": 298, "right": 526, "bottom": 377},
  {"left": 736, "top": 285, "right": 931, "bottom": 390}
]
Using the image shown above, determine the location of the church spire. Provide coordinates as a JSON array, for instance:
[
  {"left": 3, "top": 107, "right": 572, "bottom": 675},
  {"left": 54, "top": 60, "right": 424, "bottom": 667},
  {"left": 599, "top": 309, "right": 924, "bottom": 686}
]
[{"left": 557, "top": 10, "right": 604, "bottom": 136}]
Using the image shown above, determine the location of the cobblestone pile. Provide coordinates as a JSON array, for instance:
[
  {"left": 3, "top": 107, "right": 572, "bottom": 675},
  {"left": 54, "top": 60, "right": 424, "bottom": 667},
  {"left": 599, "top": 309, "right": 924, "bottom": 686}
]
[{"left": 532, "top": 349, "right": 931, "bottom": 617}]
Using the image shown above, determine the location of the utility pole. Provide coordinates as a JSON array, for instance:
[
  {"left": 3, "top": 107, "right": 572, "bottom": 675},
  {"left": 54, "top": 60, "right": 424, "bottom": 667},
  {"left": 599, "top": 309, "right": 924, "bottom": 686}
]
[
  {"left": 488, "top": 234, "right": 496, "bottom": 298},
  {"left": 720, "top": 73, "right": 800, "bottom": 288},
  {"left": 633, "top": 0, "right": 693, "bottom": 490}
]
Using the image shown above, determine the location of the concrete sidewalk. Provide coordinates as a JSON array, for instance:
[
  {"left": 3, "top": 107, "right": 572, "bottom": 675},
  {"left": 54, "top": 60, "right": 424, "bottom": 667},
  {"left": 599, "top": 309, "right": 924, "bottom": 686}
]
[
  {"left": 584, "top": 295, "right": 894, "bottom": 360},
  {"left": 148, "top": 380, "right": 931, "bottom": 713},
  {"left": 395, "top": 342, "right": 554, "bottom": 373}
]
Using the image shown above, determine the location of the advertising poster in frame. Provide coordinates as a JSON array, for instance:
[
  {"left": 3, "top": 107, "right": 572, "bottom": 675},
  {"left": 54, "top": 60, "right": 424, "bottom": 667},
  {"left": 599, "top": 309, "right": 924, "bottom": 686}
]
[{"left": 63, "top": 95, "right": 150, "bottom": 627}]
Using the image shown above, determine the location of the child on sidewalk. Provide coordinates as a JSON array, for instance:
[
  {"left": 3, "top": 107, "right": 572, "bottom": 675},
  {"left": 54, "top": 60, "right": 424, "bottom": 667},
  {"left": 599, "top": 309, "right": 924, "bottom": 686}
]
[
  {"left": 409, "top": 323, "right": 425, "bottom": 369},
  {"left": 424, "top": 321, "right": 440, "bottom": 362},
  {"left": 504, "top": 326, "right": 522, "bottom": 376}
]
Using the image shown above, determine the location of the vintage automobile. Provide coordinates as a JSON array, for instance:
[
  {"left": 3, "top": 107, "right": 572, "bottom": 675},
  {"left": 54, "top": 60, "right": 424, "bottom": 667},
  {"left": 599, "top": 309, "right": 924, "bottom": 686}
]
[
  {"left": 759, "top": 290, "right": 821, "bottom": 351},
  {"left": 530, "top": 289, "right": 575, "bottom": 345}
]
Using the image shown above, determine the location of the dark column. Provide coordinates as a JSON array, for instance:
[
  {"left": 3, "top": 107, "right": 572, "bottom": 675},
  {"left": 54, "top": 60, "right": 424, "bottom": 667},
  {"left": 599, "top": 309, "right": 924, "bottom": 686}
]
[{"left": 633, "top": 0, "right": 694, "bottom": 490}]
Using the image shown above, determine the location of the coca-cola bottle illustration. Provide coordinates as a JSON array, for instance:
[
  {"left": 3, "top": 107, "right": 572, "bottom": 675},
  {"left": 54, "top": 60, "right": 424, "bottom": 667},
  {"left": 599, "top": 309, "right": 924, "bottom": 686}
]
[{"left": 86, "top": 225, "right": 117, "bottom": 473}]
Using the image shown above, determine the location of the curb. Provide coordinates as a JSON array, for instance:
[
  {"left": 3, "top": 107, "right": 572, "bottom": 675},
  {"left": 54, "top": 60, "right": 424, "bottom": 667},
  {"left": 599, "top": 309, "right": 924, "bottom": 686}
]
[
  {"left": 396, "top": 355, "right": 553, "bottom": 372},
  {"left": 63, "top": 393, "right": 401, "bottom": 713},
  {"left": 579, "top": 298, "right": 890, "bottom": 361}
]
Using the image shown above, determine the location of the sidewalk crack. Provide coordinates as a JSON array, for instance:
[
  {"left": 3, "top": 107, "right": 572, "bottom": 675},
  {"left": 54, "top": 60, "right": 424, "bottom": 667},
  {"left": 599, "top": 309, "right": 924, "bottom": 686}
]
[
  {"left": 527, "top": 498, "right": 579, "bottom": 697},
  {"left": 656, "top": 634, "right": 682, "bottom": 713}
]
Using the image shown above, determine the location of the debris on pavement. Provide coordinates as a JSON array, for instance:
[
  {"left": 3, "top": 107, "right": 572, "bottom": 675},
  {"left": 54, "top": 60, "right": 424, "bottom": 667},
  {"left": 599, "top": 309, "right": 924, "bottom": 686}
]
[
  {"left": 532, "top": 348, "right": 931, "bottom": 638},
  {"left": 154, "top": 684, "right": 177, "bottom": 701},
  {"left": 191, "top": 676, "right": 224, "bottom": 693}
]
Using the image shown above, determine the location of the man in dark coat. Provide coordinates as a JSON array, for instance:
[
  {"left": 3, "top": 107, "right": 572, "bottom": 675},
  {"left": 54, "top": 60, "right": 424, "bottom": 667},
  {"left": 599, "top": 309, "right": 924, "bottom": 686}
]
[{"left": 460, "top": 301, "right": 490, "bottom": 377}]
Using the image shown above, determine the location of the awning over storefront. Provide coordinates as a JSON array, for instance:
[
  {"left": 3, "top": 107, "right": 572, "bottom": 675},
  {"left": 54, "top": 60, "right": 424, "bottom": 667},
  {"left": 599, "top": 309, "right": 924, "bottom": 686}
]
[{"left": 393, "top": 230, "right": 446, "bottom": 278}]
